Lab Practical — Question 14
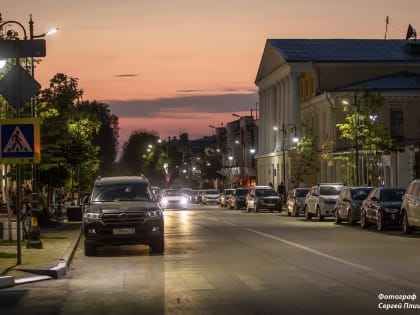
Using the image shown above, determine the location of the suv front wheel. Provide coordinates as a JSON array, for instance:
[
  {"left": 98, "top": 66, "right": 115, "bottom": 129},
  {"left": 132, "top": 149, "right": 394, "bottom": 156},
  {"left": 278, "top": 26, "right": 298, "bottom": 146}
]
[
  {"left": 402, "top": 211, "right": 413, "bottom": 234},
  {"left": 84, "top": 241, "right": 97, "bottom": 256},
  {"left": 150, "top": 236, "right": 164, "bottom": 254},
  {"left": 305, "top": 206, "right": 312, "bottom": 220}
]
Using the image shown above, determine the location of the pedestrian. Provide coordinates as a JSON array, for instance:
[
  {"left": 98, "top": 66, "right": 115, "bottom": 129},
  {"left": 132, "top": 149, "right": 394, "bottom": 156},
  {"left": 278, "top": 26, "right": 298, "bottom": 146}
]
[{"left": 277, "top": 182, "right": 285, "bottom": 201}]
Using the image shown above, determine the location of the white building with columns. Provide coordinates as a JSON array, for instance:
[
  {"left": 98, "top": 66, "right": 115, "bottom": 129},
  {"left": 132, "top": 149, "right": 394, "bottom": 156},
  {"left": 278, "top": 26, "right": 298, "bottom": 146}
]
[{"left": 255, "top": 39, "right": 420, "bottom": 190}]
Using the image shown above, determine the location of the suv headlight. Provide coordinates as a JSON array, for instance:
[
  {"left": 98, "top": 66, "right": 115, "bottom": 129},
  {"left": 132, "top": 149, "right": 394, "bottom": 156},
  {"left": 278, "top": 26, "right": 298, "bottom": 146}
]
[
  {"left": 146, "top": 209, "right": 163, "bottom": 217},
  {"left": 84, "top": 204, "right": 102, "bottom": 223},
  {"left": 161, "top": 197, "right": 168, "bottom": 207},
  {"left": 181, "top": 197, "right": 188, "bottom": 207},
  {"left": 84, "top": 212, "right": 101, "bottom": 223}
]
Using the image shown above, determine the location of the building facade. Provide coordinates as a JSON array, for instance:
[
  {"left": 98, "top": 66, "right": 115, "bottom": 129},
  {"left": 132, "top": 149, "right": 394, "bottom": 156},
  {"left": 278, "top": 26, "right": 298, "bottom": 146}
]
[{"left": 255, "top": 39, "right": 420, "bottom": 190}]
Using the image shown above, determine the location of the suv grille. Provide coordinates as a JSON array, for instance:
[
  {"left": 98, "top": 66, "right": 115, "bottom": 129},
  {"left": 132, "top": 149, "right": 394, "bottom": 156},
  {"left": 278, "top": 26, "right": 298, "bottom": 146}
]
[{"left": 102, "top": 212, "right": 147, "bottom": 226}]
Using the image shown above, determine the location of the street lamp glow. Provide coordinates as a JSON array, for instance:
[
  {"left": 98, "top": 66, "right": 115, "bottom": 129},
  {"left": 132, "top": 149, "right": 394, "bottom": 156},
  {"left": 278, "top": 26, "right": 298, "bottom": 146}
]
[
  {"left": 292, "top": 137, "right": 299, "bottom": 143},
  {"left": 0, "top": 60, "right": 6, "bottom": 69},
  {"left": 250, "top": 148, "right": 256, "bottom": 154},
  {"left": 44, "top": 27, "right": 58, "bottom": 36},
  {"left": 342, "top": 99, "right": 351, "bottom": 106}
]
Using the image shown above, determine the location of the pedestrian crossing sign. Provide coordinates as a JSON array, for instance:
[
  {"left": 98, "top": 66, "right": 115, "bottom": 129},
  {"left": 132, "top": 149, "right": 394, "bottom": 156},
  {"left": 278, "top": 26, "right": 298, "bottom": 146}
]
[{"left": 0, "top": 118, "right": 41, "bottom": 164}]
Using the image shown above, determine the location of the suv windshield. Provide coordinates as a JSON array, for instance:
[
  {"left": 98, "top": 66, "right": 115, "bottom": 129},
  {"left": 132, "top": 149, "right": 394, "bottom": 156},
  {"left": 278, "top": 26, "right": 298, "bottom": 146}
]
[
  {"left": 380, "top": 189, "right": 405, "bottom": 201},
  {"left": 256, "top": 189, "right": 277, "bottom": 197},
  {"left": 319, "top": 186, "right": 342, "bottom": 195},
  {"left": 164, "top": 190, "right": 184, "bottom": 197},
  {"left": 92, "top": 182, "right": 152, "bottom": 202},
  {"left": 296, "top": 189, "right": 309, "bottom": 197},
  {"left": 236, "top": 189, "right": 248, "bottom": 196},
  {"left": 351, "top": 188, "right": 372, "bottom": 200},
  {"left": 206, "top": 190, "right": 219, "bottom": 195}
]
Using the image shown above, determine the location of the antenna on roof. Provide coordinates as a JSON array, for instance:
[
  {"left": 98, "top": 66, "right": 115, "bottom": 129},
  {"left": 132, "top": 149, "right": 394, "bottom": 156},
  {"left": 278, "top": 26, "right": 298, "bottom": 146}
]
[
  {"left": 406, "top": 24, "right": 417, "bottom": 41},
  {"left": 384, "top": 16, "right": 389, "bottom": 40}
]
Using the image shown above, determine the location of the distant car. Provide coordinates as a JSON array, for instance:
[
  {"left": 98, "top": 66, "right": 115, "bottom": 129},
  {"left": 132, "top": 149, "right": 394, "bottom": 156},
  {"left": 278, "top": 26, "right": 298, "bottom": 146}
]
[
  {"left": 304, "top": 183, "right": 344, "bottom": 221},
  {"left": 160, "top": 189, "right": 188, "bottom": 210},
  {"left": 202, "top": 189, "right": 220, "bottom": 205},
  {"left": 246, "top": 186, "right": 282, "bottom": 212},
  {"left": 220, "top": 189, "right": 235, "bottom": 207},
  {"left": 334, "top": 187, "right": 373, "bottom": 224},
  {"left": 361, "top": 187, "right": 405, "bottom": 231},
  {"left": 287, "top": 188, "right": 310, "bottom": 216},
  {"left": 401, "top": 179, "right": 420, "bottom": 234},
  {"left": 83, "top": 176, "right": 164, "bottom": 256},
  {"left": 229, "top": 188, "right": 249, "bottom": 210}
]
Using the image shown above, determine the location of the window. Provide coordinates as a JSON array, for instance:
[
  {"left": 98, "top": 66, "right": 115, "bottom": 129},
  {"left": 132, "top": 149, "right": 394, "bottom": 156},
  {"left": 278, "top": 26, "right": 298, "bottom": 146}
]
[{"left": 391, "top": 110, "right": 404, "bottom": 138}]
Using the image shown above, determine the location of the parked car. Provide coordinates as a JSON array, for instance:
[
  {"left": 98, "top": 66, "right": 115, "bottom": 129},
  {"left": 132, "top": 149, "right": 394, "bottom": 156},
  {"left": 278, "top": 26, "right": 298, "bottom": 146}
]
[
  {"left": 246, "top": 186, "right": 282, "bottom": 212},
  {"left": 360, "top": 187, "right": 406, "bottom": 231},
  {"left": 287, "top": 188, "right": 310, "bottom": 216},
  {"left": 229, "top": 188, "right": 249, "bottom": 210},
  {"left": 160, "top": 189, "right": 188, "bottom": 210},
  {"left": 202, "top": 189, "right": 220, "bottom": 205},
  {"left": 220, "top": 189, "right": 235, "bottom": 207},
  {"left": 83, "top": 176, "right": 164, "bottom": 256},
  {"left": 304, "top": 183, "right": 345, "bottom": 221},
  {"left": 401, "top": 179, "right": 420, "bottom": 234},
  {"left": 334, "top": 187, "right": 373, "bottom": 224}
]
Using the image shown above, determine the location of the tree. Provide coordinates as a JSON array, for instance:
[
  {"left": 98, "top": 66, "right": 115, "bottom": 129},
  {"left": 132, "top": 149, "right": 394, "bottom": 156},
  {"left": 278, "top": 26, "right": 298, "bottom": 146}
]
[
  {"left": 195, "top": 148, "right": 224, "bottom": 187},
  {"left": 289, "top": 133, "right": 317, "bottom": 187},
  {"left": 335, "top": 88, "right": 393, "bottom": 186},
  {"left": 78, "top": 101, "right": 119, "bottom": 176},
  {"left": 119, "top": 130, "right": 160, "bottom": 177},
  {"left": 37, "top": 73, "right": 100, "bottom": 195}
]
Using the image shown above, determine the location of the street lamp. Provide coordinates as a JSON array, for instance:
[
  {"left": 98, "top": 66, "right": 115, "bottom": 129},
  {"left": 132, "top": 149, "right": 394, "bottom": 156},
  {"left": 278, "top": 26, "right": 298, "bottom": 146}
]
[
  {"left": 0, "top": 15, "right": 57, "bottom": 254},
  {"left": 342, "top": 95, "right": 361, "bottom": 186},
  {"left": 277, "top": 124, "right": 298, "bottom": 196}
]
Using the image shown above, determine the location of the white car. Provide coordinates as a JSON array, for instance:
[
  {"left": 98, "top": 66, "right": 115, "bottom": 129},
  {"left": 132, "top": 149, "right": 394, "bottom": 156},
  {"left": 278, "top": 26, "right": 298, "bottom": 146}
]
[
  {"left": 202, "top": 189, "right": 220, "bottom": 204},
  {"left": 304, "top": 183, "right": 344, "bottom": 220},
  {"left": 160, "top": 189, "right": 188, "bottom": 210}
]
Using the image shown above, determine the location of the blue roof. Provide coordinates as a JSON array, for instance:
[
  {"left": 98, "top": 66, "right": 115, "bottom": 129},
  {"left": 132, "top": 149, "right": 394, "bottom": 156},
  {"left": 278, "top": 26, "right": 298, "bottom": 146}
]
[
  {"left": 268, "top": 39, "right": 420, "bottom": 62},
  {"left": 336, "top": 72, "right": 420, "bottom": 91}
]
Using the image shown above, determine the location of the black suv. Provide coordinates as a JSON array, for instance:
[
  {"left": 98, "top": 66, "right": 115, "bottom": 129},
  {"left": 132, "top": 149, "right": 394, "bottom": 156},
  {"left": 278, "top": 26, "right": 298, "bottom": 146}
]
[{"left": 83, "top": 176, "right": 164, "bottom": 256}]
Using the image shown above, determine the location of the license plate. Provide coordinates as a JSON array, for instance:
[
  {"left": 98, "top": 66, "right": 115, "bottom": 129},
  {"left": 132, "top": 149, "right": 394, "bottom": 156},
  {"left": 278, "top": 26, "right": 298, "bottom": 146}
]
[{"left": 113, "top": 228, "right": 135, "bottom": 235}]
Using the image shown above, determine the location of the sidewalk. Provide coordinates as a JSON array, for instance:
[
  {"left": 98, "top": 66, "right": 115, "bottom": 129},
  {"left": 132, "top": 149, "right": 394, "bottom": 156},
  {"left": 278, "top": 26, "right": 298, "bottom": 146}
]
[{"left": 0, "top": 218, "right": 82, "bottom": 288}]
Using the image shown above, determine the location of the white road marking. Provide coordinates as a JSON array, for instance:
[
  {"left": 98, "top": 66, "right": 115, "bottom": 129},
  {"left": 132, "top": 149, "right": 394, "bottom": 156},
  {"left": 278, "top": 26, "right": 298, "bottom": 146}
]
[{"left": 245, "top": 228, "right": 372, "bottom": 272}]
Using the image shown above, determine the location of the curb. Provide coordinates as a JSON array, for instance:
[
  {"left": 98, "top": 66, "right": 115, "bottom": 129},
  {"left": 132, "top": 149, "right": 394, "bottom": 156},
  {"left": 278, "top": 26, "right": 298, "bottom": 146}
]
[{"left": 0, "top": 225, "right": 83, "bottom": 289}]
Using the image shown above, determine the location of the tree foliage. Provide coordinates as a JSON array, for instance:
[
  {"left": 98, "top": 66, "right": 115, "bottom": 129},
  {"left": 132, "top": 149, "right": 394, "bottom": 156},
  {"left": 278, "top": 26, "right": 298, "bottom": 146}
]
[
  {"left": 37, "top": 73, "right": 103, "bottom": 191},
  {"left": 335, "top": 88, "right": 393, "bottom": 185},
  {"left": 290, "top": 133, "right": 317, "bottom": 187},
  {"left": 78, "top": 101, "right": 119, "bottom": 176}
]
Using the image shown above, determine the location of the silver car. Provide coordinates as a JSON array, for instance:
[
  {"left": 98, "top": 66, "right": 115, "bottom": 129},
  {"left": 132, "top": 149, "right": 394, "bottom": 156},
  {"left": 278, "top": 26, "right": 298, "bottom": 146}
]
[
  {"left": 304, "top": 183, "right": 344, "bottom": 221},
  {"left": 401, "top": 179, "right": 420, "bottom": 234},
  {"left": 287, "top": 188, "right": 310, "bottom": 217}
]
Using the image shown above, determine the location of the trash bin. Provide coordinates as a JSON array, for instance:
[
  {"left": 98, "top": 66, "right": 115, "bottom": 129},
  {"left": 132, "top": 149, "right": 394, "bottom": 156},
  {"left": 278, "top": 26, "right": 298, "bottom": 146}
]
[{"left": 66, "top": 206, "right": 83, "bottom": 221}]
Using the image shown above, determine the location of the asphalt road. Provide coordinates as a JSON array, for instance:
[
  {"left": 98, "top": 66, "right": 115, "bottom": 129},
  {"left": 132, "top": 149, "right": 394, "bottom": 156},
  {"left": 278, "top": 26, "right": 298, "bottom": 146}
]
[{"left": 2, "top": 204, "right": 420, "bottom": 315}]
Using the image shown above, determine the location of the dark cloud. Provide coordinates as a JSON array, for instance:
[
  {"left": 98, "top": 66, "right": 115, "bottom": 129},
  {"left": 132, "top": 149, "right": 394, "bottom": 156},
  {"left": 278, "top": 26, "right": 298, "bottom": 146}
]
[
  {"left": 114, "top": 74, "right": 138, "bottom": 77},
  {"left": 107, "top": 93, "right": 257, "bottom": 118}
]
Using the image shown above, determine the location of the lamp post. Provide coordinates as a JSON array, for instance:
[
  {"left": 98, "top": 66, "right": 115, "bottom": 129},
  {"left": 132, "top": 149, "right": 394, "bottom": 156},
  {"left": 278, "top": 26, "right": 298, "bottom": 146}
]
[
  {"left": 343, "top": 95, "right": 361, "bottom": 186},
  {"left": 0, "top": 18, "right": 27, "bottom": 263},
  {"left": 278, "top": 124, "right": 298, "bottom": 196},
  {"left": 0, "top": 15, "right": 56, "bottom": 254}
]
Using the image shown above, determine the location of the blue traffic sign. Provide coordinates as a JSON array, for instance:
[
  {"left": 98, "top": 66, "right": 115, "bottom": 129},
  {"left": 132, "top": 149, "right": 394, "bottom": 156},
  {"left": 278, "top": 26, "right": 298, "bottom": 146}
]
[{"left": 0, "top": 118, "right": 40, "bottom": 164}]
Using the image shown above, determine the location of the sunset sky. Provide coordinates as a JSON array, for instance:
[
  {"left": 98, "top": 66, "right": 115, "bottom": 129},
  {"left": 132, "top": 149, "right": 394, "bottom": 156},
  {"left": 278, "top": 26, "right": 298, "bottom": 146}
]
[{"left": 3, "top": 0, "right": 420, "bottom": 145}]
